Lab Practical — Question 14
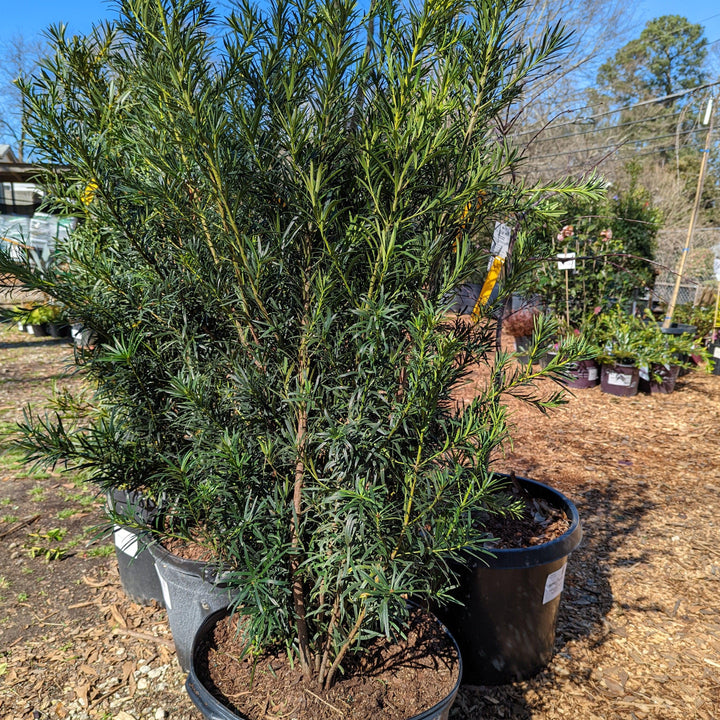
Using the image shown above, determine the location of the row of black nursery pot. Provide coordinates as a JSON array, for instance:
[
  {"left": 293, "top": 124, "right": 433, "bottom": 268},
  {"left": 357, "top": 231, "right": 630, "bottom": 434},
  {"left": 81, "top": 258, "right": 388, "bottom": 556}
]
[
  {"left": 15, "top": 318, "right": 97, "bottom": 346},
  {"left": 108, "top": 478, "right": 582, "bottom": 719},
  {"left": 17, "top": 319, "right": 71, "bottom": 339}
]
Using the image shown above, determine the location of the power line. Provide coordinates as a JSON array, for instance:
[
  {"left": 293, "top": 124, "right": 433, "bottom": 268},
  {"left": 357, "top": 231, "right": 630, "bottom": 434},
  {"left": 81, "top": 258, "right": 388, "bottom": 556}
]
[
  {"left": 513, "top": 80, "right": 720, "bottom": 139},
  {"left": 520, "top": 108, "right": 683, "bottom": 145},
  {"left": 524, "top": 125, "right": 712, "bottom": 162}
]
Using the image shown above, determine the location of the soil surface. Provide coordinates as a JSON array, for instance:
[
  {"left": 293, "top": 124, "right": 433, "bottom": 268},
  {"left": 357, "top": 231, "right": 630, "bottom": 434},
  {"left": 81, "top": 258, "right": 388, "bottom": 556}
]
[
  {"left": 0, "top": 312, "right": 719, "bottom": 720},
  {"left": 197, "top": 607, "right": 458, "bottom": 720}
]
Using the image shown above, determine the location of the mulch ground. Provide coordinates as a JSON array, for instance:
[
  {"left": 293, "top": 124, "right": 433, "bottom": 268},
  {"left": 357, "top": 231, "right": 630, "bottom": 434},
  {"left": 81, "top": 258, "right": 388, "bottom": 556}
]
[{"left": 0, "top": 317, "right": 718, "bottom": 720}]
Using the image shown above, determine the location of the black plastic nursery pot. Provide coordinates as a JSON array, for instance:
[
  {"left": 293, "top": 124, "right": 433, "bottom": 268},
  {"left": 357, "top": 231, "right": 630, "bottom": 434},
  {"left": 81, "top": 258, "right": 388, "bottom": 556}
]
[
  {"left": 709, "top": 342, "right": 720, "bottom": 376},
  {"left": 659, "top": 323, "right": 697, "bottom": 376},
  {"left": 185, "top": 609, "right": 463, "bottom": 720},
  {"left": 106, "top": 489, "right": 165, "bottom": 607},
  {"left": 148, "top": 542, "right": 233, "bottom": 672},
  {"left": 440, "top": 476, "right": 582, "bottom": 685},
  {"left": 446, "top": 283, "right": 483, "bottom": 315},
  {"left": 658, "top": 322, "right": 696, "bottom": 336},
  {"left": 600, "top": 363, "right": 639, "bottom": 397},
  {"left": 539, "top": 356, "right": 600, "bottom": 388},
  {"left": 28, "top": 323, "right": 50, "bottom": 336},
  {"left": 47, "top": 321, "right": 71, "bottom": 339}
]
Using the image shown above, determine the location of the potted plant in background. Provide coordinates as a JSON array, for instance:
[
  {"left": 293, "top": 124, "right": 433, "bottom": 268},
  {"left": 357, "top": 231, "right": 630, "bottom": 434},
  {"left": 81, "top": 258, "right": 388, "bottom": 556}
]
[
  {"left": 3, "top": 0, "right": 603, "bottom": 714},
  {"left": 25, "top": 303, "right": 54, "bottom": 336},
  {"left": 503, "top": 306, "right": 542, "bottom": 362},
  {"left": 590, "top": 308, "right": 643, "bottom": 396},
  {"left": 636, "top": 318, "right": 710, "bottom": 394}
]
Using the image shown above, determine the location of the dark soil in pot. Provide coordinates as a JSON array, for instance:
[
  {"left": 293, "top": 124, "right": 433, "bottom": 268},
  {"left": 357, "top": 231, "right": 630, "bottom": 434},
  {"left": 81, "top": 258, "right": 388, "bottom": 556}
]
[{"left": 189, "top": 607, "right": 461, "bottom": 720}]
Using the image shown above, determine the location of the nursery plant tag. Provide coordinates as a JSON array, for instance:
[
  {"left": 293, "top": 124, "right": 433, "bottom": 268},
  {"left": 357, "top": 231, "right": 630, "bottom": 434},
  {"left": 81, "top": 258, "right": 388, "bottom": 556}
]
[
  {"left": 714, "top": 346, "right": 720, "bottom": 359},
  {"left": 556, "top": 252, "right": 576, "bottom": 270},
  {"left": 113, "top": 526, "right": 138, "bottom": 558},
  {"left": 587, "top": 367, "right": 598, "bottom": 381},
  {"left": 490, "top": 222, "right": 512, "bottom": 259},
  {"left": 159, "top": 575, "right": 173, "bottom": 610},
  {"left": 714, "top": 257, "right": 720, "bottom": 281},
  {"left": 543, "top": 563, "right": 567, "bottom": 604},
  {"left": 606, "top": 371, "right": 632, "bottom": 387}
]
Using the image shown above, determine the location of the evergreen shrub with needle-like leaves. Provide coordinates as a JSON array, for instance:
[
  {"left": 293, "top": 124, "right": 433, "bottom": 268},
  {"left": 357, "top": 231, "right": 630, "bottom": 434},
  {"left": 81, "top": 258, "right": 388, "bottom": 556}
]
[{"left": 3, "top": 0, "right": 601, "bottom": 689}]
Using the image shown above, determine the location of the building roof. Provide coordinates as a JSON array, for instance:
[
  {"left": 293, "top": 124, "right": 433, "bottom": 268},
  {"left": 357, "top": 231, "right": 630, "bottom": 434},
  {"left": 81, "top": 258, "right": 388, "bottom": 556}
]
[{"left": 0, "top": 145, "right": 18, "bottom": 164}]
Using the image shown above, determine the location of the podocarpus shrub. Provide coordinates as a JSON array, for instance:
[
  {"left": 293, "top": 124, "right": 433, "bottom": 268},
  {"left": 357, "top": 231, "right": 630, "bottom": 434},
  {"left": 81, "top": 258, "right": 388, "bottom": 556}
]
[{"left": 4, "top": 0, "right": 600, "bottom": 690}]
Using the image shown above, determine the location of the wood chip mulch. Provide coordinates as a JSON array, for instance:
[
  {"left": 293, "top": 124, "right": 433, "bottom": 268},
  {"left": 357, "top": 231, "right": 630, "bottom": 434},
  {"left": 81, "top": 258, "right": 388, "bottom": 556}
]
[
  {"left": 452, "top": 369, "right": 720, "bottom": 720},
  {"left": 1, "top": 320, "right": 719, "bottom": 719}
]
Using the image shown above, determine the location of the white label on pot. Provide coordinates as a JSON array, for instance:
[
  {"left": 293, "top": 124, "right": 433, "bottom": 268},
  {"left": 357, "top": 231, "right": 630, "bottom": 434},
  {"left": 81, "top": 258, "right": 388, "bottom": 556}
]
[
  {"left": 714, "top": 346, "right": 720, "bottom": 359},
  {"left": 159, "top": 575, "right": 172, "bottom": 611},
  {"left": 543, "top": 564, "right": 567, "bottom": 604},
  {"left": 586, "top": 367, "right": 598, "bottom": 381},
  {"left": 606, "top": 371, "right": 632, "bottom": 387},
  {"left": 113, "top": 526, "right": 138, "bottom": 559}
]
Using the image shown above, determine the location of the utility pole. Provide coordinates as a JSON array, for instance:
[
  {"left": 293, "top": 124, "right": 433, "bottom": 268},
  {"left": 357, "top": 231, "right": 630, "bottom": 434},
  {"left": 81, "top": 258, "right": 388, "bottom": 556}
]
[{"left": 663, "top": 96, "right": 715, "bottom": 329}]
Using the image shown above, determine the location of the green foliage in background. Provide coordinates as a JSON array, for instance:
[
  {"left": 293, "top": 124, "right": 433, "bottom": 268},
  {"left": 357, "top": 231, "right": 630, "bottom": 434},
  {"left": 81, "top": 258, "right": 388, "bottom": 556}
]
[{"left": 534, "top": 177, "right": 661, "bottom": 327}]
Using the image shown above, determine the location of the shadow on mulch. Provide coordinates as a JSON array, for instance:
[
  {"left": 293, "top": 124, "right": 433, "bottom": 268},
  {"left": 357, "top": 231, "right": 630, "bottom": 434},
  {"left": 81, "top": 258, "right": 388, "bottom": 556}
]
[
  {"left": 451, "top": 478, "right": 657, "bottom": 719},
  {"left": 0, "top": 338, "right": 70, "bottom": 350}
]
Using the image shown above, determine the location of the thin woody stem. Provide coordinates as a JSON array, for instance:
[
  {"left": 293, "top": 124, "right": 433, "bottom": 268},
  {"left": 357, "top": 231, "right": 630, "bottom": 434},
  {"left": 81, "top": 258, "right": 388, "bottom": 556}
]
[{"left": 323, "top": 605, "right": 366, "bottom": 690}]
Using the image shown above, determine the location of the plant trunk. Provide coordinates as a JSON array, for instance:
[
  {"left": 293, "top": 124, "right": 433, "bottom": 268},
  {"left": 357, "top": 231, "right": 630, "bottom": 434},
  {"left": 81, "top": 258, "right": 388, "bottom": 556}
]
[{"left": 290, "top": 406, "right": 313, "bottom": 679}]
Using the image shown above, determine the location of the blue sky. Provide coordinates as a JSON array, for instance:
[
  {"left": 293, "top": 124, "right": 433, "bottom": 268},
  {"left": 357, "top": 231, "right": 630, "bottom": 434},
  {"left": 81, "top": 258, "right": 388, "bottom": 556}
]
[
  {"left": 3, "top": 1, "right": 720, "bottom": 42},
  {"left": 1, "top": 1, "right": 720, "bottom": 60}
]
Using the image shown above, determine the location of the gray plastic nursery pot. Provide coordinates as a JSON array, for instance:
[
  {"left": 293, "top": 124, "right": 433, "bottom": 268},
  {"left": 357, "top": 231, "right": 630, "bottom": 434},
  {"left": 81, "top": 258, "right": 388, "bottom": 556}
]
[
  {"left": 446, "top": 283, "right": 483, "bottom": 315},
  {"left": 185, "top": 608, "right": 463, "bottom": 720},
  {"left": 106, "top": 489, "right": 165, "bottom": 607},
  {"left": 439, "top": 476, "right": 582, "bottom": 685},
  {"left": 148, "top": 542, "right": 233, "bottom": 672}
]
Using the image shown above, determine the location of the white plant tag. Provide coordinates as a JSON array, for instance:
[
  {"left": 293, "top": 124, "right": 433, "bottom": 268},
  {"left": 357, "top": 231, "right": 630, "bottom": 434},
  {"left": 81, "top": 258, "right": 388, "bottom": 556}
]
[
  {"left": 556, "top": 252, "right": 576, "bottom": 270},
  {"left": 543, "top": 564, "right": 567, "bottom": 604},
  {"left": 491, "top": 222, "right": 512, "bottom": 258},
  {"left": 113, "top": 526, "right": 138, "bottom": 559},
  {"left": 159, "top": 575, "right": 172, "bottom": 610},
  {"left": 714, "top": 346, "right": 720, "bottom": 359},
  {"left": 586, "top": 367, "right": 598, "bottom": 381},
  {"left": 606, "top": 371, "right": 631, "bottom": 387}
]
